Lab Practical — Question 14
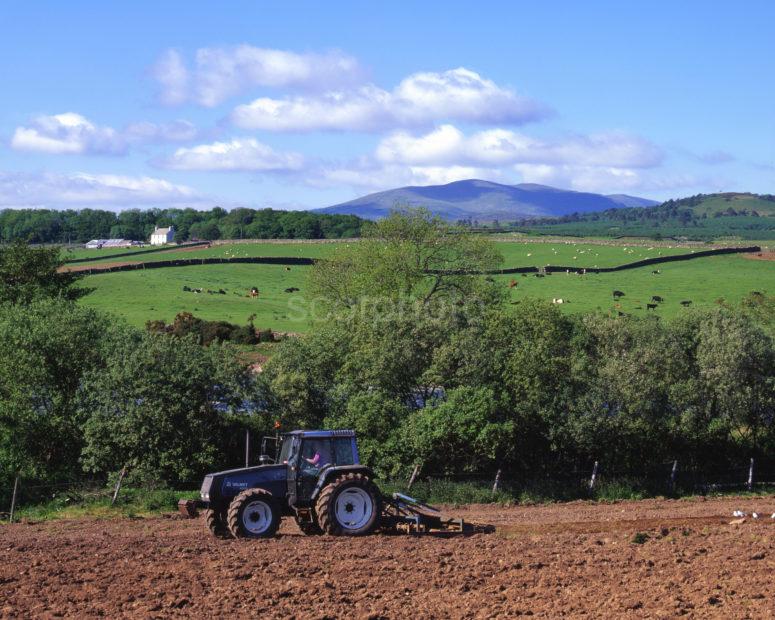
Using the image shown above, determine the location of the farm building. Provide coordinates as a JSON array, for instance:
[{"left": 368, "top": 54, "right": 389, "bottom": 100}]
[
  {"left": 150, "top": 226, "right": 175, "bottom": 245},
  {"left": 84, "top": 239, "right": 138, "bottom": 249}
]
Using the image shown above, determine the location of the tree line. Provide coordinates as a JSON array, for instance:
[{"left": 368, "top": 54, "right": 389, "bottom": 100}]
[{"left": 0, "top": 206, "right": 364, "bottom": 244}]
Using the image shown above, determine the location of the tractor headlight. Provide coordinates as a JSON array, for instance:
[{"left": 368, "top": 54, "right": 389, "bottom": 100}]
[{"left": 201, "top": 491, "right": 209, "bottom": 500}]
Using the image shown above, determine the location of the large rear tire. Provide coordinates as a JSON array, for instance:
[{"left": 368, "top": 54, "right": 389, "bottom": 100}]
[
  {"left": 227, "top": 488, "right": 280, "bottom": 539},
  {"left": 204, "top": 508, "right": 232, "bottom": 539},
  {"left": 315, "top": 473, "right": 381, "bottom": 536}
]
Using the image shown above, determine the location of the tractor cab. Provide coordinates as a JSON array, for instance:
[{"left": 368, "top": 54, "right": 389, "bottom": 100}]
[{"left": 274, "top": 430, "right": 361, "bottom": 507}]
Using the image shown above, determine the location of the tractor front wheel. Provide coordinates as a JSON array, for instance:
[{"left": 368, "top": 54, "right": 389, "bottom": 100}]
[
  {"left": 316, "top": 473, "right": 382, "bottom": 536},
  {"left": 227, "top": 488, "right": 280, "bottom": 538}
]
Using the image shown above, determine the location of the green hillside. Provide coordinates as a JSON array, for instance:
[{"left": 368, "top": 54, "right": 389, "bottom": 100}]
[{"left": 516, "top": 192, "right": 775, "bottom": 240}]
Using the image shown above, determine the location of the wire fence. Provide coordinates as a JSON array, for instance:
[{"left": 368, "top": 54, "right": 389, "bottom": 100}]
[{"left": 4, "top": 457, "right": 775, "bottom": 523}]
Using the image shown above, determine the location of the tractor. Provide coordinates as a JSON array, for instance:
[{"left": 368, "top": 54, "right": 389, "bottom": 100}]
[{"left": 178, "top": 429, "right": 466, "bottom": 538}]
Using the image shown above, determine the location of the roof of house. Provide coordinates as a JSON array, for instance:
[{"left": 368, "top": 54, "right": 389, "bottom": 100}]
[{"left": 153, "top": 227, "right": 173, "bottom": 234}]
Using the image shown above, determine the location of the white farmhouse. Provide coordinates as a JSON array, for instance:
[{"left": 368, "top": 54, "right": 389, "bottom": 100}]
[{"left": 150, "top": 226, "right": 175, "bottom": 245}]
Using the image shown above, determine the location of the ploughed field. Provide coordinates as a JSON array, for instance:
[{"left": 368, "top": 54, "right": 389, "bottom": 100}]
[{"left": 2, "top": 495, "right": 775, "bottom": 617}]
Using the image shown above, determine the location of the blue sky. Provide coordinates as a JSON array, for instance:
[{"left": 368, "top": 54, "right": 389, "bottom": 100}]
[{"left": 1, "top": 1, "right": 773, "bottom": 211}]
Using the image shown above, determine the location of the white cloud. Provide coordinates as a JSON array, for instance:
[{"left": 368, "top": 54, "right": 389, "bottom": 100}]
[
  {"left": 0, "top": 171, "right": 205, "bottom": 208},
  {"left": 306, "top": 124, "right": 665, "bottom": 193},
  {"left": 231, "top": 68, "right": 549, "bottom": 132},
  {"left": 152, "top": 45, "right": 363, "bottom": 107},
  {"left": 160, "top": 138, "right": 304, "bottom": 171},
  {"left": 376, "top": 125, "right": 663, "bottom": 168},
  {"left": 124, "top": 120, "right": 199, "bottom": 143},
  {"left": 10, "top": 113, "right": 198, "bottom": 155},
  {"left": 11, "top": 113, "right": 125, "bottom": 155},
  {"left": 151, "top": 49, "right": 190, "bottom": 106}
]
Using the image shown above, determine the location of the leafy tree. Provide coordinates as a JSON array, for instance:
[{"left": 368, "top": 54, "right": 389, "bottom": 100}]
[
  {"left": 80, "top": 333, "right": 254, "bottom": 485},
  {"left": 0, "top": 300, "right": 116, "bottom": 483},
  {"left": 0, "top": 241, "right": 85, "bottom": 305},
  {"left": 310, "top": 208, "right": 503, "bottom": 309}
]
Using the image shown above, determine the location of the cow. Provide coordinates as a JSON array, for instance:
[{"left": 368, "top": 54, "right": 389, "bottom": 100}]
[
  {"left": 285, "top": 267, "right": 292, "bottom": 271},
  {"left": 284, "top": 287, "right": 300, "bottom": 293},
  {"left": 680, "top": 300, "right": 692, "bottom": 307},
  {"left": 651, "top": 295, "right": 664, "bottom": 303},
  {"left": 612, "top": 290, "right": 625, "bottom": 300},
  {"left": 652, "top": 269, "right": 661, "bottom": 275},
  {"left": 249, "top": 287, "right": 260, "bottom": 298},
  {"left": 646, "top": 303, "right": 658, "bottom": 310},
  {"left": 508, "top": 279, "right": 518, "bottom": 289},
  {"left": 535, "top": 273, "right": 545, "bottom": 278}
]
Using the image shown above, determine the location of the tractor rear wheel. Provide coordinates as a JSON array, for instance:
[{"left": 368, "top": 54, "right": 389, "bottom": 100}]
[
  {"left": 315, "top": 473, "right": 382, "bottom": 536},
  {"left": 227, "top": 488, "right": 280, "bottom": 538},
  {"left": 204, "top": 508, "right": 232, "bottom": 539}
]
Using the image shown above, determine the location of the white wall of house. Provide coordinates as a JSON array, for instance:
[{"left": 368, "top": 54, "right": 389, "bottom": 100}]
[{"left": 150, "top": 226, "right": 174, "bottom": 245}]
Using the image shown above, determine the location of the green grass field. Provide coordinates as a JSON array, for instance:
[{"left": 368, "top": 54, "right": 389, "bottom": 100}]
[
  {"left": 68, "top": 241, "right": 343, "bottom": 265},
  {"left": 70, "top": 239, "right": 710, "bottom": 269},
  {"left": 76, "top": 238, "right": 774, "bottom": 330},
  {"left": 499, "top": 253, "right": 774, "bottom": 318},
  {"left": 80, "top": 263, "right": 311, "bottom": 331}
]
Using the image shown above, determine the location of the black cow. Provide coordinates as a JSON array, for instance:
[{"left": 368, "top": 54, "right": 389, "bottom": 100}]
[
  {"left": 680, "top": 300, "right": 692, "bottom": 307},
  {"left": 612, "top": 290, "right": 625, "bottom": 300},
  {"left": 651, "top": 295, "right": 664, "bottom": 303},
  {"left": 646, "top": 303, "right": 658, "bottom": 310}
]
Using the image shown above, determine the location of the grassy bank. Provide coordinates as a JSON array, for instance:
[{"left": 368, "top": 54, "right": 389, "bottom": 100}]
[{"left": 6, "top": 479, "right": 775, "bottom": 525}]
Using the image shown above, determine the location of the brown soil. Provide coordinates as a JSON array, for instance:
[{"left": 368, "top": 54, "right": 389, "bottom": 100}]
[
  {"left": 59, "top": 261, "right": 141, "bottom": 273},
  {"left": 2, "top": 496, "right": 775, "bottom": 618},
  {"left": 743, "top": 251, "right": 775, "bottom": 261}
]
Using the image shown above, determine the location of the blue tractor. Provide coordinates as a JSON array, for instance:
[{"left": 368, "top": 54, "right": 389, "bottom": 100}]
[
  {"left": 180, "top": 430, "right": 383, "bottom": 538},
  {"left": 180, "top": 429, "right": 468, "bottom": 538}
]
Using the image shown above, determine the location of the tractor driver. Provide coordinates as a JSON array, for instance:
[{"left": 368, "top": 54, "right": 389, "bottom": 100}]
[{"left": 302, "top": 440, "right": 330, "bottom": 470}]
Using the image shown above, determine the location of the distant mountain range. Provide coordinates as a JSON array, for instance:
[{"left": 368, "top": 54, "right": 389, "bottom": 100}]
[{"left": 315, "top": 179, "right": 659, "bottom": 222}]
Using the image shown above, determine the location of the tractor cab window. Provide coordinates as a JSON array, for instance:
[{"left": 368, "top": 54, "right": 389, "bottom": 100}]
[
  {"left": 301, "top": 439, "right": 331, "bottom": 471},
  {"left": 278, "top": 436, "right": 296, "bottom": 464},
  {"left": 333, "top": 437, "right": 355, "bottom": 465}
]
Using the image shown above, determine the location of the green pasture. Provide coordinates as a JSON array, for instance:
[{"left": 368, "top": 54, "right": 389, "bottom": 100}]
[
  {"left": 69, "top": 238, "right": 712, "bottom": 269},
  {"left": 80, "top": 263, "right": 312, "bottom": 331},
  {"left": 63, "top": 245, "right": 168, "bottom": 261},
  {"left": 79, "top": 249, "right": 774, "bottom": 329},
  {"left": 500, "top": 254, "right": 774, "bottom": 318},
  {"left": 68, "top": 241, "right": 341, "bottom": 265}
]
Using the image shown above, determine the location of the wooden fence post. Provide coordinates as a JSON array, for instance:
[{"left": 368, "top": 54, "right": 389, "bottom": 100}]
[
  {"left": 747, "top": 458, "right": 754, "bottom": 492},
  {"left": 669, "top": 460, "right": 678, "bottom": 493},
  {"left": 492, "top": 469, "right": 502, "bottom": 496},
  {"left": 111, "top": 467, "right": 127, "bottom": 506},
  {"left": 588, "top": 461, "right": 599, "bottom": 491},
  {"left": 407, "top": 464, "right": 421, "bottom": 490},
  {"left": 9, "top": 475, "right": 19, "bottom": 523}
]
